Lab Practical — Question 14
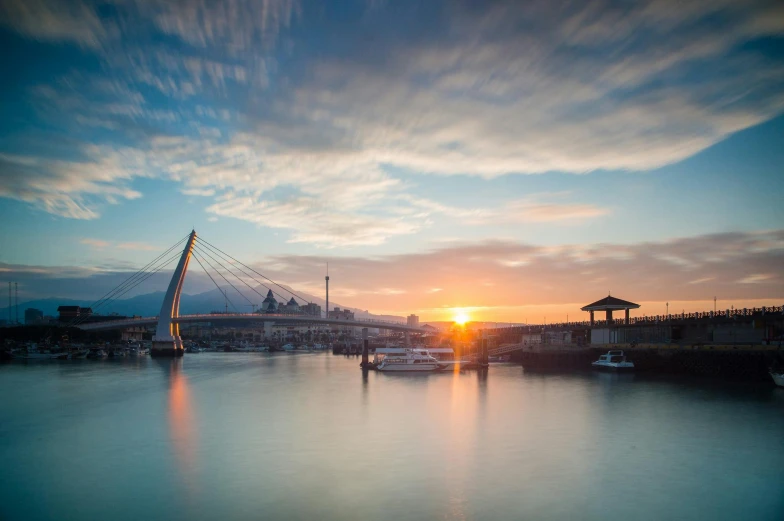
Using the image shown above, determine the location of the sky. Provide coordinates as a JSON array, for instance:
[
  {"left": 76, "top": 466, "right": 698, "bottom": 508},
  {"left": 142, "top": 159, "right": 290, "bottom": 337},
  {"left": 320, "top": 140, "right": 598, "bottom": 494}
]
[{"left": 0, "top": 0, "right": 783, "bottom": 322}]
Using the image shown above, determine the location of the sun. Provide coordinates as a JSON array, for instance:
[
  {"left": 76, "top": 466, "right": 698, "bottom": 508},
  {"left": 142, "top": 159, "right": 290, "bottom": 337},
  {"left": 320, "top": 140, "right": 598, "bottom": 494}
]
[{"left": 453, "top": 312, "right": 470, "bottom": 326}]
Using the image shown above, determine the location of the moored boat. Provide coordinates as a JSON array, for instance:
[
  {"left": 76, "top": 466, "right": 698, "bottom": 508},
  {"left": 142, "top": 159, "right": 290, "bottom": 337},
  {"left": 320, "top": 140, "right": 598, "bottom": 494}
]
[
  {"left": 376, "top": 348, "right": 443, "bottom": 372},
  {"left": 592, "top": 350, "right": 634, "bottom": 370},
  {"left": 11, "top": 350, "right": 66, "bottom": 360},
  {"left": 770, "top": 372, "right": 784, "bottom": 388}
]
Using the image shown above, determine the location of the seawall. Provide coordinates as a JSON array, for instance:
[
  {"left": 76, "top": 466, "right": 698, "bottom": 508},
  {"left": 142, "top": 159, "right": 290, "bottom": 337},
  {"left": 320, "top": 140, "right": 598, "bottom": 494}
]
[{"left": 509, "top": 344, "right": 783, "bottom": 382}]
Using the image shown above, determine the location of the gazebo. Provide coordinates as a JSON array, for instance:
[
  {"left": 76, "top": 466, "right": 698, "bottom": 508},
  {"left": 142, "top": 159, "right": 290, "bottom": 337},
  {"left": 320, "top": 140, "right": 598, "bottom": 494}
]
[{"left": 581, "top": 295, "right": 640, "bottom": 325}]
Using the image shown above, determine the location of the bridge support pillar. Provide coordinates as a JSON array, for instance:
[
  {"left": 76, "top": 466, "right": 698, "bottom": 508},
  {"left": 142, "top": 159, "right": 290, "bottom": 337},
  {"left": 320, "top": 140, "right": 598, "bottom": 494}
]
[
  {"left": 480, "top": 332, "right": 489, "bottom": 367},
  {"left": 361, "top": 328, "right": 370, "bottom": 368},
  {"left": 152, "top": 339, "right": 184, "bottom": 358},
  {"left": 404, "top": 332, "right": 410, "bottom": 347}
]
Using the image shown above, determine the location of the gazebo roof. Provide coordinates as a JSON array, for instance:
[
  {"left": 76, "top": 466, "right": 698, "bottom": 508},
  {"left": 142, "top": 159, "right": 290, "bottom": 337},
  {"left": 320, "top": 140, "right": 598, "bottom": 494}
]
[{"left": 581, "top": 296, "right": 640, "bottom": 311}]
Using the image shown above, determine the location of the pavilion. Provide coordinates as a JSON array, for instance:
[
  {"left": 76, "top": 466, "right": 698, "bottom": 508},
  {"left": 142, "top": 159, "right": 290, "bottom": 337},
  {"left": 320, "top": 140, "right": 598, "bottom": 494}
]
[{"left": 581, "top": 295, "right": 640, "bottom": 325}]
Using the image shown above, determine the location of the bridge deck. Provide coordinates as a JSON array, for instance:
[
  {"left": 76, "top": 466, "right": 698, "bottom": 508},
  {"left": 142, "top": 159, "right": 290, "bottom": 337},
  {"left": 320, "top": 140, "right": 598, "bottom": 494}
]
[{"left": 76, "top": 313, "right": 428, "bottom": 334}]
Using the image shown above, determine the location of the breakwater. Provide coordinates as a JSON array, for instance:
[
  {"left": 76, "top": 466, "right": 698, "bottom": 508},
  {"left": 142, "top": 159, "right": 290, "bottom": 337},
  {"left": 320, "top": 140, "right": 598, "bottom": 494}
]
[{"left": 510, "top": 344, "right": 783, "bottom": 381}]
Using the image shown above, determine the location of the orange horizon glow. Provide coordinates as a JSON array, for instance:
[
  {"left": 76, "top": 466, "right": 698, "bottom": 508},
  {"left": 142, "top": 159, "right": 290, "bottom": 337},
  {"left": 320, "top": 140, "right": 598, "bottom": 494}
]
[
  {"left": 379, "top": 298, "right": 784, "bottom": 325},
  {"left": 452, "top": 310, "right": 470, "bottom": 325}
]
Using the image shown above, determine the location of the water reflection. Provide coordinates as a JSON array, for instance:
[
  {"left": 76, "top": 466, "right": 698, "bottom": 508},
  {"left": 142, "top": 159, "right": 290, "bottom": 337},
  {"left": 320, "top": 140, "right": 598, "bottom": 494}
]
[{"left": 166, "top": 360, "right": 198, "bottom": 495}]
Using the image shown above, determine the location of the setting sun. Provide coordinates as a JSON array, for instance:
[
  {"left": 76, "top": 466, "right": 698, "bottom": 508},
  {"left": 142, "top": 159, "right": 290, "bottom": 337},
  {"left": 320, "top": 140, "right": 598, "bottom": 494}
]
[{"left": 453, "top": 311, "right": 470, "bottom": 325}]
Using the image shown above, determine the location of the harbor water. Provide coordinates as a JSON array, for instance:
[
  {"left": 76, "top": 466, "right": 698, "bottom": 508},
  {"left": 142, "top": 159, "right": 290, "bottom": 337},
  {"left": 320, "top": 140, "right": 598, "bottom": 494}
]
[{"left": 1, "top": 353, "right": 783, "bottom": 521}]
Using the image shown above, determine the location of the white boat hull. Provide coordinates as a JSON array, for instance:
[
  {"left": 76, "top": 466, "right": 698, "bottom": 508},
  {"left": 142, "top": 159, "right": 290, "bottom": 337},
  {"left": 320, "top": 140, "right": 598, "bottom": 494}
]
[
  {"left": 592, "top": 361, "right": 635, "bottom": 370},
  {"left": 771, "top": 372, "right": 784, "bottom": 388},
  {"left": 377, "top": 363, "right": 443, "bottom": 372}
]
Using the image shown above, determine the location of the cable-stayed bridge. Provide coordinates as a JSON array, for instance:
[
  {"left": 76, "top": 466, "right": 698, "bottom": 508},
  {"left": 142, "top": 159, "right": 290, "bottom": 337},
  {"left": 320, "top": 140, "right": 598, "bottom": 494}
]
[{"left": 67, "top": 230, "right": 427, "bottom": 356}]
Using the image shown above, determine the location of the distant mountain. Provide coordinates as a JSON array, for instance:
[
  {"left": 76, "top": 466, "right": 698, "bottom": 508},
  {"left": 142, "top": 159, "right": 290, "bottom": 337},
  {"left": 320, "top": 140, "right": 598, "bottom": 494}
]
[{"left": 1, "top": 284, "right": 406, "bottom": 323}]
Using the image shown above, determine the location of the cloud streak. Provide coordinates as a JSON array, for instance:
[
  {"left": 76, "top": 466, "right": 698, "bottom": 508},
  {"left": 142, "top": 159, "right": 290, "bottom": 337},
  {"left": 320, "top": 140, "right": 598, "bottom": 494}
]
[{"left": 0, "top": 0, "right": 782, "bottom": 245}]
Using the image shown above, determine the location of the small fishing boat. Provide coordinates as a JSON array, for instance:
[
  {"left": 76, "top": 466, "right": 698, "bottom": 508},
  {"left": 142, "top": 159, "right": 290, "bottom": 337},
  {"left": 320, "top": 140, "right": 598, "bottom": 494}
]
[{"left": 592, "top": 350, "right": 634, "bottom": 370}]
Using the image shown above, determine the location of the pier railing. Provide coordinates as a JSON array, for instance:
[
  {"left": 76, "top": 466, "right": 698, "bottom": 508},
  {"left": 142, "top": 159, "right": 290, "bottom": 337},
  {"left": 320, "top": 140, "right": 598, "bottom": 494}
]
[{"left": 485, "top": 305, "right": 784, "bottom": 334}]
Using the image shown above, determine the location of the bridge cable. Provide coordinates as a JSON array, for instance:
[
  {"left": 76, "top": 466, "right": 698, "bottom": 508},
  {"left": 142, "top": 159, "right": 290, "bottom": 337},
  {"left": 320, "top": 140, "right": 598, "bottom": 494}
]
[
  {"left": 66, "top": 234, "right": 190, "bottom": 327},
  {"left": 196, "top": 237, "right": 311, "bottom": 305},
  {"left": 67, "top": 233, "right": 189, "bottom": 326},
  {"left": 191, "top": 249, "right": 238, "bottom": 313},
  {"left": 192, "top": 243, "right": 282, "bottom": 306},
  {"left": 190, "top": 245, "right": 254, "bottom": 308},
  {"left": 69, "top": 250, "right": 184, "bottom": 327},
  {"left": 193, "top": 238, "right": 290, "bottom": 303}
]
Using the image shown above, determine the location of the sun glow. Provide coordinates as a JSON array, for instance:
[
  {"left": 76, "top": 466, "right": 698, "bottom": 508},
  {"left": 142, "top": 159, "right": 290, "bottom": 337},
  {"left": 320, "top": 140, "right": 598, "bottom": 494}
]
[{"left": 453, "top": 311, "right": 470, "bottom": 325}]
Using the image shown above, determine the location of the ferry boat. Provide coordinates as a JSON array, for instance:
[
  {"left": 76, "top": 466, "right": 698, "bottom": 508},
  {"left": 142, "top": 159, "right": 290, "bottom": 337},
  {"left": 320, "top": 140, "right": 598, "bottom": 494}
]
[
  {"left": 376, "top": 348, "right": 444, "bottom": 372},
  {"left": 592, "top": 350, "right": 635, "bottom": 370}
]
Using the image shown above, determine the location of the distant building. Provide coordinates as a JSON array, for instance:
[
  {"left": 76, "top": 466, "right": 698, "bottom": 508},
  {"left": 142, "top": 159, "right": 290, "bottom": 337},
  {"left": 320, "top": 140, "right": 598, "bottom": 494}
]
[
  {"left": 328, "top": 307, "right": 355, "bottom": 320},
  {"left": 280, "top": 297, "right": 301, "bottom": 314},
  {"left": 301, "top": 303, "right": 322, "bottom": 317},
  {"left": 521, "top": 332, "right": 542, "bottom": 345},
  {"left": 57, "top": 306, "right": 92, "bottom": 322},
  {"left": 25, "top": 308, "right": 44, "bottom": 325},
  {"left": 121, "top": 326, "right": 146, "bottom": 341},
  {"left": 407, "top": 314, "right": 419, "bottom": 327},
  {"left": 259, "top": 290, "right": 279, "bottom": 313}
]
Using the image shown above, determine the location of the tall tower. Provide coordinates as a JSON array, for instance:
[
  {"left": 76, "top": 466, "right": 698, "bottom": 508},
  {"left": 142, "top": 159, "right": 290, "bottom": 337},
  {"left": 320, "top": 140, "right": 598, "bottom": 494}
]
[{"left": 325, "top": 263, "right": 329, "bottom": 320}]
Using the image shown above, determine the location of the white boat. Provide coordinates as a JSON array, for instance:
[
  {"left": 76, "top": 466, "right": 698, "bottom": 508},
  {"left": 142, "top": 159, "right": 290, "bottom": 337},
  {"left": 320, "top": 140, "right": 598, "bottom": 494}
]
[
  {"left": 592, "top": 350, "right": 635, "bottom": 370},
  {"left": 376, "top": 348, "right": 444, "bottom": 372},
  {"left": 770, "top": 372, "right": 784, "bottom": 388}
]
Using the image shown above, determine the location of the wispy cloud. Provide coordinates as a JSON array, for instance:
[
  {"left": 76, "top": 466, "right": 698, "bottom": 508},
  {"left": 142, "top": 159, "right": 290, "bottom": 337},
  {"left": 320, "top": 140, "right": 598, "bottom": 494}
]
[
  {"left": 738, "top": 273, "right": 774, "bottom": 284},
  {"left": 79, "top": 238, "right": 111, "bottom": 249},
  {"left": 0, "top": 0, "right": 782, "bottom": 246},
  {"left": 80, "top": 238, "right": 158, "bottom": 251}
]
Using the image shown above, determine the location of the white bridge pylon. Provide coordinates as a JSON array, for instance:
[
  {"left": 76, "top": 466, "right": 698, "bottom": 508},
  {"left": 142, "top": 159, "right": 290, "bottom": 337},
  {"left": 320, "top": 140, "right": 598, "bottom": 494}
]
[{"left": 151, "top": 229, "right": 197, "bottom": 357}]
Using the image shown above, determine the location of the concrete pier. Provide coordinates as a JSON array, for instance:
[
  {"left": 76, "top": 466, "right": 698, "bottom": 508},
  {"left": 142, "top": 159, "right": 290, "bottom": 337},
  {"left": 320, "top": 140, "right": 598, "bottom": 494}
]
[{"left": 509, "top": 343, "right": 783, "bottom": 381}]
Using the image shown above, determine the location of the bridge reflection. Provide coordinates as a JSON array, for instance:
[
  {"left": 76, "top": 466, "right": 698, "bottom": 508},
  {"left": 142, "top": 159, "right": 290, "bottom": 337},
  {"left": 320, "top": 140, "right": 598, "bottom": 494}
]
[{"left": 166, "top": 360, "right": 198, "bottom": 493}]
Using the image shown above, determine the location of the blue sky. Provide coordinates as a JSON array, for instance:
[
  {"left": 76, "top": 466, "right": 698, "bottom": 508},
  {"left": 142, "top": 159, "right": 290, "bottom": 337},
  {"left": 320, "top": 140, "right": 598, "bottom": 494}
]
[{"left": 0, "top": 0, "right": 782, "bottom": 317}]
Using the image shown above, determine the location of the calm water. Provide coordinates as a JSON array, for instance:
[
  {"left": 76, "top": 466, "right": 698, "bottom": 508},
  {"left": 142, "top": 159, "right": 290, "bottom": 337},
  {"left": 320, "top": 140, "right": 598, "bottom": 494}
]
[{"left": 1, "top": 353, "right": 783, "bottom": 521}]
